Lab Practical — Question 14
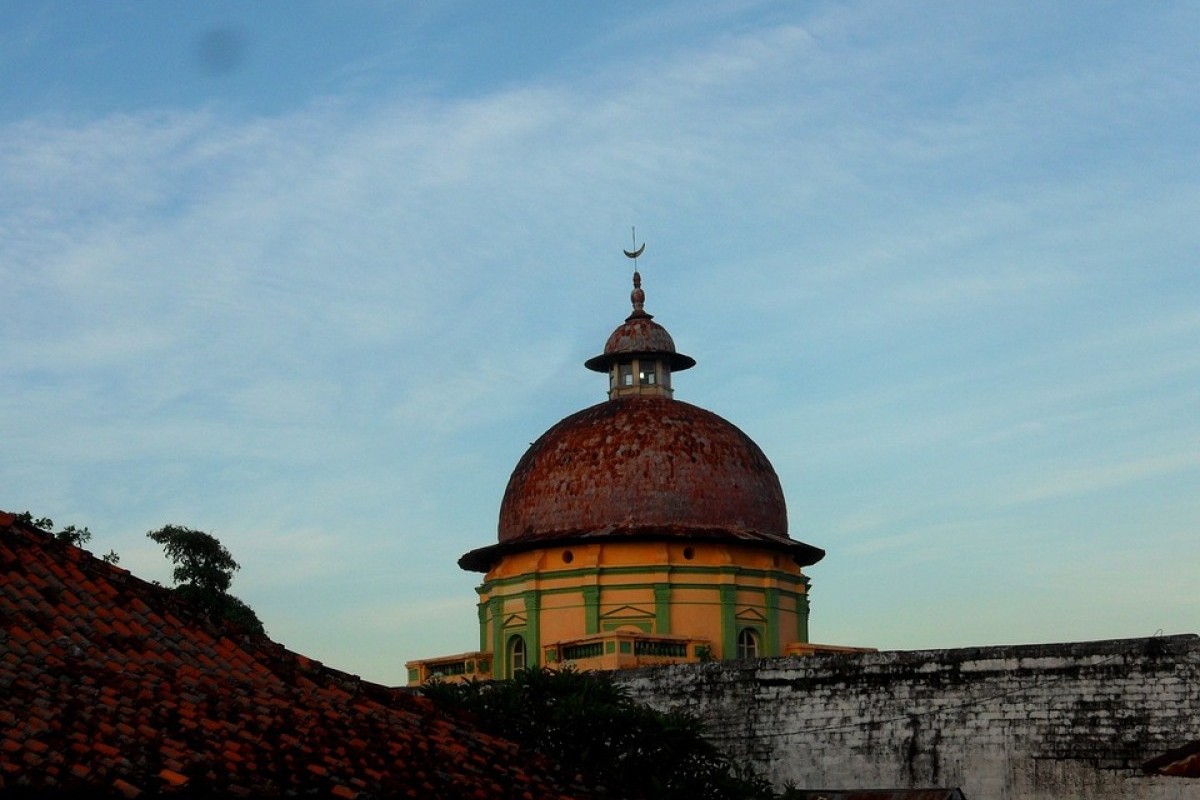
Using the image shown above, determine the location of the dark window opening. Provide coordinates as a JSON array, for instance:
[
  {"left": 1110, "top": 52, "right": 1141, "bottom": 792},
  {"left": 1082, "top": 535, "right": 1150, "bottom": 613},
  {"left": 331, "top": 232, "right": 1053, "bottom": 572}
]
[
  {"left": 508, "top": 634, "right": 527, "bottom": 673},
  {"left": 737, "top": 628, "right": 760, "bottom": 660}
]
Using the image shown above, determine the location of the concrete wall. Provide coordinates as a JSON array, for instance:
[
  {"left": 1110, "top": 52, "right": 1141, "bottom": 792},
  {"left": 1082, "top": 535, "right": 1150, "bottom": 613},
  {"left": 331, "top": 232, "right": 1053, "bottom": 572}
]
[{"left": 614, "top": 635, "right": 1200, "bottom": 800}]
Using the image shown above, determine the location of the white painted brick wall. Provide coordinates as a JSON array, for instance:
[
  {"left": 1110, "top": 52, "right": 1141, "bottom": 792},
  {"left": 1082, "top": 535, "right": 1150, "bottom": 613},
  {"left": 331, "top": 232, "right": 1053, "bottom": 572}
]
[{"left": 615, "top": 635, "right": 1200, "bottom": 800}]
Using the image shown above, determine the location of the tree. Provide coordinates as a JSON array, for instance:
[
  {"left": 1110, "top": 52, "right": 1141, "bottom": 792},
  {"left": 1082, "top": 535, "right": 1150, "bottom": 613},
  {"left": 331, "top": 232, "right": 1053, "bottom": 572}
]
[
  {"left": 147, "top": 525, "right": 265, "bottom": 635},
  {"left": 421, "top": 666, "right": 776, "bottom": 800}
]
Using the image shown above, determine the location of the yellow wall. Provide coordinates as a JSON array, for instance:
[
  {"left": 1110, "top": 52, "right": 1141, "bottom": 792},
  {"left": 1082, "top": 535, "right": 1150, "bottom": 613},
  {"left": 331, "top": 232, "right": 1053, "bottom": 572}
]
[{"left": 477, "top": 540, "right": 811, "bottom": 677}]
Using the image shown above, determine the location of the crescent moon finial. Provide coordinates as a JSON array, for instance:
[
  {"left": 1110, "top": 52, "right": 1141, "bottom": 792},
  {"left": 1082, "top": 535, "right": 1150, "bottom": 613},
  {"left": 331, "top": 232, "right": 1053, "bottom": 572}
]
[
  {"left": 623, "top": 226, "right": 645, "bottom": 260},
  {"left": 623, "top": 227, "right": 648, "bottom": 315}
]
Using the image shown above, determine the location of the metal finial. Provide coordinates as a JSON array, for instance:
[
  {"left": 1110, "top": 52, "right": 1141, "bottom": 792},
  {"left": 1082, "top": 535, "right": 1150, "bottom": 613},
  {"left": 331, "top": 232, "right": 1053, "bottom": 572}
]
[
  {"left": 623, "top": 226, "right": 645, "bottom": 261},
  {"left": 623, "top": 227, "right": 647, "bottom": 316}
]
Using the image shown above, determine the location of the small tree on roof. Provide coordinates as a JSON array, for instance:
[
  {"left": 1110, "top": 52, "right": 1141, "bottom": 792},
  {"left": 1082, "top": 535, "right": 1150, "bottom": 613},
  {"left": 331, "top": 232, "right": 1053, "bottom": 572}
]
[
  {"left": 16, "top": 511, "right": 120, "bottom": 563},
  {"left": 147, "top": 525, "right": 265, "bottom": 636}
]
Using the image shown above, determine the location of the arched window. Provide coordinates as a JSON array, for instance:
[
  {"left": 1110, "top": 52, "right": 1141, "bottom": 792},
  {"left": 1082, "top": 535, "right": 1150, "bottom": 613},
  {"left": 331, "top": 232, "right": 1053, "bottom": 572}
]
[
  {"left": 507, "top": 634, "right": 527, "bottom": 674},
  {"left": 737, "top": 627, "right": 760, "bottom": 660}
]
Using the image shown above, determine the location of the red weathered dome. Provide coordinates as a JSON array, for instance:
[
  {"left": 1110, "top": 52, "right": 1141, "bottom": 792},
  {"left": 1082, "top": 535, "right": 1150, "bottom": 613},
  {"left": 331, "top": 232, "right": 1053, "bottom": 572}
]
[
  {"left": 581, "top": 269, "right": 696, "bottom": 373},
  {"left": 458, "top": 396, "right": 824, "bottom": 571},
  {"left": 583, "top": 314, "right": 696, "bottom": 373}
]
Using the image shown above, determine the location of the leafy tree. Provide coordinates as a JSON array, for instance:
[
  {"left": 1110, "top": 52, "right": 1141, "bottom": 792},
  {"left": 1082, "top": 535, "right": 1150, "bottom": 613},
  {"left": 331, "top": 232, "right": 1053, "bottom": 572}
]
[
  {"left": 421, "top": 666, "right": 776, "bottom": 800},
  {"left": 147, "top": 525, "right": 265, "bottom": 635}
]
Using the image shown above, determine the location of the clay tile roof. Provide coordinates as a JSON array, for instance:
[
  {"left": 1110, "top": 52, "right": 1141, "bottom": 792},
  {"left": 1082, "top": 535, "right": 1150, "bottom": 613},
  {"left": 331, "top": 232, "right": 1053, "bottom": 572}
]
[{"left": 0, "top": 511, "right": 591, "bottom": 799}]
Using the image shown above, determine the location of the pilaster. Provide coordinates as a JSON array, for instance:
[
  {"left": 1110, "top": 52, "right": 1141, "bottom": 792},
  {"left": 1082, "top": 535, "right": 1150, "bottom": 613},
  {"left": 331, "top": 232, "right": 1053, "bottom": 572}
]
[{"left": 653, "top": 583, "right": 671, "bottom": 634}]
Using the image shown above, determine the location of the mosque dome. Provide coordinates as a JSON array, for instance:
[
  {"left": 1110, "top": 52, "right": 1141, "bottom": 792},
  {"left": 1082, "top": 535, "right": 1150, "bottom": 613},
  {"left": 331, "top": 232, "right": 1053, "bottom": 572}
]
[
  {"left": 458, "top": 264, "right": 824, "bottom": 573},
  {"left": 583, "top": 314, "right": 697, "bottom": 373}
]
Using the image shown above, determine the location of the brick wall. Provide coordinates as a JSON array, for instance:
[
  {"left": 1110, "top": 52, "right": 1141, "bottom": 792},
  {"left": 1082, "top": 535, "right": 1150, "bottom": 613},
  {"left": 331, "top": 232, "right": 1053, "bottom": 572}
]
[{"left": 614, "top": 635, "right": 1200, "bottom": 800}]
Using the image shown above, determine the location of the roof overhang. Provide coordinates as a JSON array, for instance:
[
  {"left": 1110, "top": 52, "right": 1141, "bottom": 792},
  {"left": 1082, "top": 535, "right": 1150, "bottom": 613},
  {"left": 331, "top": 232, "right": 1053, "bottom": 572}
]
[{"left": 459, "top": 526, "right": 825, "bottom": 573}]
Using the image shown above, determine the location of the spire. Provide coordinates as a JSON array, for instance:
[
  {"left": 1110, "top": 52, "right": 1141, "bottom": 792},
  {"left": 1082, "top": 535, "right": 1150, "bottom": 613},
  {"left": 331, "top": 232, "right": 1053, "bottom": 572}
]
[
  {"left": 624, "top": 227, "right": 649, "bottom": 319},
  {"left": 630, "top": 270, "right": 648, "bottom": 318},
  {"left": 584, "top": 237, "right": 695, "bottom": 398}
]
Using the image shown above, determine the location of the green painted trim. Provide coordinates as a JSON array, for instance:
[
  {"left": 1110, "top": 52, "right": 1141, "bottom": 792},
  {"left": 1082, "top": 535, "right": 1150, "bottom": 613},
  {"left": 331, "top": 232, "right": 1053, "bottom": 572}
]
[
  {"left": 489, "top": 597, "right": 503, "bottom": 672},
  {"left": 524, "top": 590, "right": 541, "bottom": 668},
  {"left": 765, "top": 586, "right": 780, "bottom": 656},
  {"left": 582, "top": 586, "right": 600, "bottom": 635},
  {"left": 483, "top": 584, "right": 809, "bottom": 619},
  {"left": 653, "top": 583, "right": 671, "bottom": 634},
  {"left": 479, "top": 563, "right": 810, "bottom": 591},
  {"left": 485, "top": 578, "right": 806, "bottom": 600},
  {"left": 719, "top": 584, "right": 737, "bottom": 658},
  {"left": 478, "top": 576, "right": 810, "bottom": 665}
]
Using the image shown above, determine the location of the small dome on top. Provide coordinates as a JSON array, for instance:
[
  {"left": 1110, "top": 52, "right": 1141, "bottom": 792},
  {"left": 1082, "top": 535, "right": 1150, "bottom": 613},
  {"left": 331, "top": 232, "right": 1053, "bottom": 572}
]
[{"left": 584, "top": 270, "right": 696, "bottom": 373}]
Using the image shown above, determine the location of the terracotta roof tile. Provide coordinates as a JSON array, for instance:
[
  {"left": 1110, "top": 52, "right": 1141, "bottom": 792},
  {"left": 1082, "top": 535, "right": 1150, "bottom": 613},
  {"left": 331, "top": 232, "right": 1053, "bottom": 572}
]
[{"left": 0, "top": 511, "right": 591, "bottom": 799}]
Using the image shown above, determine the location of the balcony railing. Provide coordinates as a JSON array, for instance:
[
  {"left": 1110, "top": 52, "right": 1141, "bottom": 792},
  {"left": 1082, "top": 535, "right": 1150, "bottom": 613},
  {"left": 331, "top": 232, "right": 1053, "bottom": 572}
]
[
  {"left": 405, "top": 652, "right": 492, "bottom": 686},
  {"left": 633, "top": 639, "right": 688, "bottom": 658},
  {"left": 561, "top": 641, "right": 604, "bottom": 661},
  {"left": 546, "top": 632, "right": 708, "bottom": 671}
]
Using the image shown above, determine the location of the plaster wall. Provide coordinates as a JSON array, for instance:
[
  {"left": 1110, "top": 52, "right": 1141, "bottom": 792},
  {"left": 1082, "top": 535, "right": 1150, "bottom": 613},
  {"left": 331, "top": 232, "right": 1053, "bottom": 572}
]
[
  {"left": 615, "top": 635, "right": 1200, "bottom": 800},
  {"left": 475, "top": 540, "right": 812, "bottom": 672}
]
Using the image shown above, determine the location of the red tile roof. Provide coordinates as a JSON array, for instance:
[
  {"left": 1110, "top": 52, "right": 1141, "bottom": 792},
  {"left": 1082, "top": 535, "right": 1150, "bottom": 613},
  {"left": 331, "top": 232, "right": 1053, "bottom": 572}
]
[{"left": 0, "top": 511, "right": 589, "bottom": 799}]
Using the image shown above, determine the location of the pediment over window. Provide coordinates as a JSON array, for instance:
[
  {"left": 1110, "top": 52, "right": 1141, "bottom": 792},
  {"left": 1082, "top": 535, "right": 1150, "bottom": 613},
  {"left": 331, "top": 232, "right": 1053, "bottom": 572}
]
[
  {"left": 736, "top": 607, "right": 767, "bottom": 623},
  {"left": 600, "top": 605, "right": 653, "bottom": 620}
]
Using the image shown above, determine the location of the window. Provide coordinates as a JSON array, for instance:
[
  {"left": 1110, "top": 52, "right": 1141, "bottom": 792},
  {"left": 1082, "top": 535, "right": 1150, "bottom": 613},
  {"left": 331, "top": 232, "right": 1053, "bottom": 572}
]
[
  {"left": 507, "top": 634, "right": 526, "bottom": 673},
  {"left": 619, "top": 363, "right": 634, "bottom": 386},
  {"left": 737, "top": 628, "right": 760, "bottom": 660},
  {"left": 638, "top": 360, "right": 656, "bottom": 385}
]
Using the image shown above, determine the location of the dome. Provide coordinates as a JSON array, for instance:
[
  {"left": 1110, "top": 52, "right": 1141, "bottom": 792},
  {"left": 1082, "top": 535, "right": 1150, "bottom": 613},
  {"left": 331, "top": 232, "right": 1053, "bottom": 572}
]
[
  {"left": 458, "top": 396, "right": 824, "bottom": 571},
  {"left": 582, "top": 314, "right": 697, "bottom": 373},
  {"left": 582, "top": 269, "right": 696, "bottom": 373}
]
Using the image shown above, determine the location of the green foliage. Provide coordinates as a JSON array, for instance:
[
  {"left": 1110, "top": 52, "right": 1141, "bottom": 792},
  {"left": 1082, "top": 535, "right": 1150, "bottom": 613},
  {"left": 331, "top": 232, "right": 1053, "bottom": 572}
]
[
  {"left": 147, "top": 525, "right": 265, "bottom": 636},
  {"left": 421, "top": 666, "right": 776, "bottom": 800},
  {"left": 16, "top": 511, "right": 120, "bottom": 562},
  {"left": 55, "top": 524, "right": 91, "bottom": 547},
  {"left": 147, "top": 525, "right": 239, "bottom": 592},
  {"left": 16, "top": 512, "right": 55, "bottom": 532}
]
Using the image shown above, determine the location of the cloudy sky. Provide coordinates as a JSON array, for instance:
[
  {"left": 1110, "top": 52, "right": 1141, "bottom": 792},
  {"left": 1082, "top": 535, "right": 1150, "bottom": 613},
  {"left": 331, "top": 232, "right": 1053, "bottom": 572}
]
[{"left": 3, "top": 1, "right": 1197, "bottom": 684}]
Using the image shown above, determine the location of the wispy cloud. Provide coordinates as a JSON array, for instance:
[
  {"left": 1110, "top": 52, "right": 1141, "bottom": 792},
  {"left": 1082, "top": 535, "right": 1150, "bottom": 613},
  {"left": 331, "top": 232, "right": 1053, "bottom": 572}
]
[{"left": 2, "top": 3, "right": 1198, "bottom": 681}]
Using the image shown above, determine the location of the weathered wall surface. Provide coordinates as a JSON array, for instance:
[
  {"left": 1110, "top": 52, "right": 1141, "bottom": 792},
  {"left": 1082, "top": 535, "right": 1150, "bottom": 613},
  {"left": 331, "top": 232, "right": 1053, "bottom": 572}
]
[{"left": 615, "top": 635, "right": 1200, "bottom": 800}]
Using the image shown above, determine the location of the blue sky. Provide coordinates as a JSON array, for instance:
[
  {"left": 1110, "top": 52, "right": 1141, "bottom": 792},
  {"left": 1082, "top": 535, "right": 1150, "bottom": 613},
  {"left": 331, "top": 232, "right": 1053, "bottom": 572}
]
[{"left": 3, "top": 1, "right": 1197, "bottom": 684}]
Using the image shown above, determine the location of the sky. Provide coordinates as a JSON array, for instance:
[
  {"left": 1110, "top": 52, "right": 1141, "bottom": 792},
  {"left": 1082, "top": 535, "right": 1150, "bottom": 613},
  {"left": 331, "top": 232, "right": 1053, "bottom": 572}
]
[{"left": 3, "top": 1, "right": 1198, "bottom": 685}]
